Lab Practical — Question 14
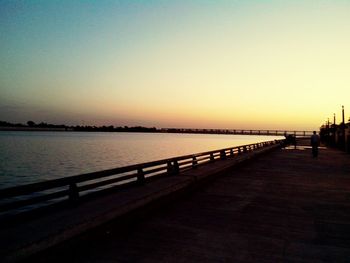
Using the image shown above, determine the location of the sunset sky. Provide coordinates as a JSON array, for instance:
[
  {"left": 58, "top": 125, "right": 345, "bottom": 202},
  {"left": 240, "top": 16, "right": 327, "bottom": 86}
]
[{"left": 1, "top": 1, "right": 349, "bottom": 130}]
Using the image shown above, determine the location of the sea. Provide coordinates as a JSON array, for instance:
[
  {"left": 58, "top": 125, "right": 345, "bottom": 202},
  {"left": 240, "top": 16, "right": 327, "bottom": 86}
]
[{"left": 0, "top": 131, "right": 283, "bottom": 189}]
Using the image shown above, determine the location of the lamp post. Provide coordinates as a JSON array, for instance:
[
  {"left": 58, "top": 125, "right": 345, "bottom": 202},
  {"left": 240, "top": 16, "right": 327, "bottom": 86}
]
[{"left": 341, "top": 105, "right": 345, "bottom": 149}]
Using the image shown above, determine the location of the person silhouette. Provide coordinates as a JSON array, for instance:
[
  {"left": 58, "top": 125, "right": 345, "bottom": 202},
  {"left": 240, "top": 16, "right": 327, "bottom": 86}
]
[{"left": 311, "top": 131, "right": 320, "bottom": 158}]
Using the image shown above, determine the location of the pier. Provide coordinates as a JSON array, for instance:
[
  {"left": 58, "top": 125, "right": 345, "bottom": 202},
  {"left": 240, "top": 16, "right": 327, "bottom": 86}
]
[{"left": 1, "top": 138, "right": 350, "bottom": 262}]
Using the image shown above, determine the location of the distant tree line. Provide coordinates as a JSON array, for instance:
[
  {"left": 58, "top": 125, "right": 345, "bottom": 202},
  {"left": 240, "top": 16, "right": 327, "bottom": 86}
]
[
  {"left": 26, "top": 120, "right": 67, "bottom": 129},
  {"left": 74, "top": 125, "right": 157, "bottom": 132},
  {"left": 0, "top": 120, "right": 158, "bottom": 133},
  {"left": 0, "top": 120, "right": 26, "bottom": 127}
]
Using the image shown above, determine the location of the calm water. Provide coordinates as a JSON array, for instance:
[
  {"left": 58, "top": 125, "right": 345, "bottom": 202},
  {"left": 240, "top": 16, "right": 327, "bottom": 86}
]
[{"left": 0, "top": 131, "right": 282, "bottom": 189}]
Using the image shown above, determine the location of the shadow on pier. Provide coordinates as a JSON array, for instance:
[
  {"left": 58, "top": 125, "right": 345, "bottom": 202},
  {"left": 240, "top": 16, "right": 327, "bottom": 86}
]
[{"left": 24, "top": 141, "right": 350, "bottom": 262}]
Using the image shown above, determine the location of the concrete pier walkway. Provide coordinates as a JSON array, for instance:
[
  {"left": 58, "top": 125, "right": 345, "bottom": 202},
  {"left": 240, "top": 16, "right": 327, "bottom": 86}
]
[{"left": 27, "top": 145, "right": 350, "bottom": 262}]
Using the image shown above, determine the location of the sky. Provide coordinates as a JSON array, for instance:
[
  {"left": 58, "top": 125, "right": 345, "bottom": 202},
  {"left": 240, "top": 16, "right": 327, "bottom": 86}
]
[{"left": 1, "top": 0, "right": 349, "bottom": 130}]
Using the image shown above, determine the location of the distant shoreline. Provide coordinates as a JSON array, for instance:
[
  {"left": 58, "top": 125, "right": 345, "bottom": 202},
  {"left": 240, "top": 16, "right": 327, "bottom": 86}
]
[
  {"left": 0, "top": 127, "right": 161, "bottom": 132},
  {"left": 0, "top": 127, "right": 70, "bottom": 132},
  {"left": 0, "top": 121, "right": 158, "bottom": 133}
]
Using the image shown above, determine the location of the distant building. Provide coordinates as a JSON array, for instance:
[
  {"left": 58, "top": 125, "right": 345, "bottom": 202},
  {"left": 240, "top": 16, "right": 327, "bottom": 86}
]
[{"left": 321, "top": 122, "right": 350, "bottom": 153}]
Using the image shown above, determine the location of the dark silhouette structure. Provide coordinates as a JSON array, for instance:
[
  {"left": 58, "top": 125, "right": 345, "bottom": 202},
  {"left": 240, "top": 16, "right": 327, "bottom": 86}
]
[
  {"left": 311, "top": 131, "right": 320, "bottom": 157},
  {"left": 320, "top": 106, "right": 350, "bottom": 152},
  {"left": 285, "top": 134, "right": 297, "bottom": 148}
]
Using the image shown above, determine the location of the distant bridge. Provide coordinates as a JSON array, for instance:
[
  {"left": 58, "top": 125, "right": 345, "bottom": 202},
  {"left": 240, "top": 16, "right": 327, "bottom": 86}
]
[{"left": 161, "top": 128, "right": 314, "bottom": 137}]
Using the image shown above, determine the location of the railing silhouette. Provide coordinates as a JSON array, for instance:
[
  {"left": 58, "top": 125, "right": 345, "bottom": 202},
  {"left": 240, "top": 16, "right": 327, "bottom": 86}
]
[{"left": 0, "top": 139, "right": 284, "bottom": 217}]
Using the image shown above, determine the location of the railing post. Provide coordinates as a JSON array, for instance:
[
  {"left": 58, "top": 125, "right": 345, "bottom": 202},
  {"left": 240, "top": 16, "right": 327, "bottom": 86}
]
[
  {"left": 220, "top": 150, "right": 226, "bottom": 159},
  {"left": 137, "top": 168, "right": 145, "bottom": 185},
  {"left": 238, "top": 147, "right": 241, "bottom": 154},
  {"left": 69, "top": 183, "right": 79, "bottom": 202},
  {"left": 210, "top": 153, "right": 215, "bottom": 161},
  {"left": 192, "top": 156, "right": 198, "bottom": 167},
  {"left": 173, "top": 160, "right": 179, "bottom": 174},
  {"left": 230, "top": 149, "right": 234, "bottom": 156},
  {"left": 243, "top": 146, "right": 247, "bottom": 153}
]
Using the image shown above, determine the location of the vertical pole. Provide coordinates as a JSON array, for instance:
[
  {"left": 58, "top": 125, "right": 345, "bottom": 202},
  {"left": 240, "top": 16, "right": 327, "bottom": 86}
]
[
  {"left": 210, "top": 153, "right": 215, "bottom": 161},
  {"left": 192, "top": 156, "right": 198, "bottom": 167},
  {"left": 220, "top": 150, "right": 226, "bottom": 159},
  {"left": 173, "top": 160, "right": 179, "bottom": 174},
  {"left": 137, "top": 168, "right": 145, "bottom": 185},
  {"left": 342, "top": 105, "right": 345, "bottom": 150}
]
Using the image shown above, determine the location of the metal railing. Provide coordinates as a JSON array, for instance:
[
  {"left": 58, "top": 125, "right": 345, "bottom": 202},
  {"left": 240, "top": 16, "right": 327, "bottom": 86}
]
[{"left": 0, "top": 139, "right": 284, "bottom": 217}]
